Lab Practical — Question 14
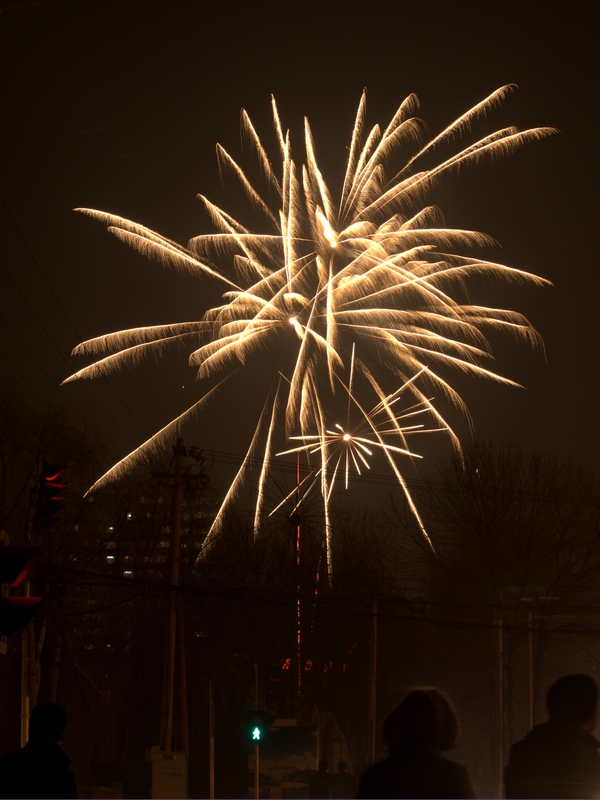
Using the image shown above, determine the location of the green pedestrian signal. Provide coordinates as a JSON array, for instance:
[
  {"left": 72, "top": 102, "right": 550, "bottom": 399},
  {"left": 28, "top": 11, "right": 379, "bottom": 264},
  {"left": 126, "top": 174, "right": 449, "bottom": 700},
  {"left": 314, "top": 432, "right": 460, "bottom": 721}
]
[{"left": 244, "top": 711, "right": 272, "bottom": 746}]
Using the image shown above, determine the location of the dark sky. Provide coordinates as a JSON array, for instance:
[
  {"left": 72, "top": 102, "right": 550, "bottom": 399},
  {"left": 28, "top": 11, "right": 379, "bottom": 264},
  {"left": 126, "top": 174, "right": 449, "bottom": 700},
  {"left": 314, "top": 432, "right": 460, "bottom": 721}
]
[{"left": 1, "top": 0, "right": 598, "bottom": 489}]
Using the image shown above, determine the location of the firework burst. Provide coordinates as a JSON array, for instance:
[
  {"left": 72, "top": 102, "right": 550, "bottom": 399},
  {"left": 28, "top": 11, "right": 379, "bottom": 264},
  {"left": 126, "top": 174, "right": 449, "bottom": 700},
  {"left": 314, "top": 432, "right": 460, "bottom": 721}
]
[{"left": 65, "top": 85, "right": 554, "bottom": 571}]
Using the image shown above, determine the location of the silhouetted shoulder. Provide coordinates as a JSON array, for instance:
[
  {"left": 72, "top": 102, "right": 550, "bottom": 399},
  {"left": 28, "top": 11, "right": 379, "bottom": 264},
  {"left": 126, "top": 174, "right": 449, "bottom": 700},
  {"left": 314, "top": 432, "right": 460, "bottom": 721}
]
[
  {"left": 0, "top": 742, "right": 77, "bottom": 799},
  {"left": 505, "top": 720, "right": 600, "bottom": 799},
  {"left": 358, "top": 747, "right": 475, "bottom": 799}
]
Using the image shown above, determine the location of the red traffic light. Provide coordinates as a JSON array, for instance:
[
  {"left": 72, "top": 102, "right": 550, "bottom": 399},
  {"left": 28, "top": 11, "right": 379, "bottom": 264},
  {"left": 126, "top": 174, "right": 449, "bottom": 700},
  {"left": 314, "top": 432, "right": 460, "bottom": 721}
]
[
  {"left": 0, "top": 597, "right": 42, "bottom": 638},
  {"left": 35, "top": 462, "right": 68, "bottom": 531},
  {"left": 0, "top": 545, "right": 43, "bottom": 587}
]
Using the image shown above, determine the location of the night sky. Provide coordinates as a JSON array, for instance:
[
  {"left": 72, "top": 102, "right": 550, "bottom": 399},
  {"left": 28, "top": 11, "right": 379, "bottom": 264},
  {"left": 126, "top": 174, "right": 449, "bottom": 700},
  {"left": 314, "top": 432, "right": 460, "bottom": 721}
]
[{"left": 1, "top": 0, "right": 598, "bottom": 489}]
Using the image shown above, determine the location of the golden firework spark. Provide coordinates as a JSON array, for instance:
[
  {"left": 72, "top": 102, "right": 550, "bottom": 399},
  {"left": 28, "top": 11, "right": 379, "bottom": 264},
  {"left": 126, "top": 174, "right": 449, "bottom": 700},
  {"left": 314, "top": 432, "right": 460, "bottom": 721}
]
[
  {"left": 65, "top": 86, "right": 554, "bottom": 570},
  {"left": 274, "top": 353, "right": 444, "bottom": 558}
]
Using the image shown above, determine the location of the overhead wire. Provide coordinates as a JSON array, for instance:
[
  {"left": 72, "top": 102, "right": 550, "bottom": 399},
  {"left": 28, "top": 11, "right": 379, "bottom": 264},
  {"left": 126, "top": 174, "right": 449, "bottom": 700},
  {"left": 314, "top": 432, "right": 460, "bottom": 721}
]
[
  {"left": 0, "top": 342, "right": 60, "bottom": 407},
  {"left": 48, "top": 562, "right": 600, "bottom": 639},
  {"left": 0, "top": 196, "right": 149, "bottom": 446},
  {"left": 0, "top": 296, "right": 101, "bottom": 416}
]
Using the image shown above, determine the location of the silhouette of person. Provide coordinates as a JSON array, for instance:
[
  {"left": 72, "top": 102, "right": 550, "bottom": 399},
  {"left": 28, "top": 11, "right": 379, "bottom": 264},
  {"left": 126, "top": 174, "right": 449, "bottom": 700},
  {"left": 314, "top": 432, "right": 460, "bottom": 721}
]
[
  {"left": 309, "top": 759, "right": 332, "bottom": 798},
  {"left": 505, "top": 673, "right": 600, "bottom": 798},
  {"left": 0, "top": 701, "right": 77, "bottom": 799},
  {"left": 358, "top": 688, "right": 474, "bottom": 799},
  {"left": 331, "top": 761, "right": 357, "bottom": 799}
]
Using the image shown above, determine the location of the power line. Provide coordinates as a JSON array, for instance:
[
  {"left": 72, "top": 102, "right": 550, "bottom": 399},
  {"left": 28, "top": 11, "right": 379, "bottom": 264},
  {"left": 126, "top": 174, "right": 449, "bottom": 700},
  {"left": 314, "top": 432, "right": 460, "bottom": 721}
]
[
  {"left": 201, "top": 446, "right": 600, "bottom": 503},
  {"left": 0, "top": 344, "right": 60, "bottom": 408},
  {"left": 0, "top": 198, "right": 149, "bottom": 445}
]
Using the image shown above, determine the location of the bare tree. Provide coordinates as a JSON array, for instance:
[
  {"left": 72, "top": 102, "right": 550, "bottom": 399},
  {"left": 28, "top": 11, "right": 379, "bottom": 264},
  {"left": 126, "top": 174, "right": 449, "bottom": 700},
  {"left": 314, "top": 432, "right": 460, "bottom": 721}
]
[{"left": 389, "top": 441, "right": 600, "bottom": 796}]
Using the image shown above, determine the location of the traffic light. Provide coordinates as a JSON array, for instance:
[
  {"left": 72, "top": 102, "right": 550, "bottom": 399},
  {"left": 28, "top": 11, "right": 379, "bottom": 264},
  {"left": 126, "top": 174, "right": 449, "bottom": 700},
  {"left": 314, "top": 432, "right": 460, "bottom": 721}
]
[
  {"left": 1, "top": 597, "right": 42, "bottom": 638},
  {"left": 244, "top": 711, "right": 272, "bottom": 746},
  {"left": 2, "top": 546, "right": 42, "bottom": 587},
  {"left": 35, "top": 463, "right": 68, "bottom": 531},
  {"left": 0, "top": 544, "right": 43, "bottom": 653}
]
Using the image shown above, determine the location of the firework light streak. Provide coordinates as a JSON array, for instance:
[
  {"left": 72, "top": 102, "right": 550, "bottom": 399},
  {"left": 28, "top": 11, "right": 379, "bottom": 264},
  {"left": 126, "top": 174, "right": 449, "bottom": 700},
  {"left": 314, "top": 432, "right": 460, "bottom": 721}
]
[{"left": 65, "top": 86, "right": 554, "bottom": 572}]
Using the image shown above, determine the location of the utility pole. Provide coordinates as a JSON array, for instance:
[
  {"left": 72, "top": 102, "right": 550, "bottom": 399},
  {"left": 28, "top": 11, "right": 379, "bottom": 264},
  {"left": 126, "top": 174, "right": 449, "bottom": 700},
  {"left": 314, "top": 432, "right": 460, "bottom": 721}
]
[
  {"left": 20, "top": 632, "right": 29, "bottom": 746},
  {"left": 163, "top": 438, "right": 186, "bottom": 754},
  {"left": 49, "top": 635, "right": 62, "bottom": 703},
  {"left": 176, "top": 595, "right": 189, "bottom": 756},
  {"left": 21, "top": 486, "right": 35, "bottom": 747},
  {"left": 151, "top": 439, "right": 189, "bottom": 800},
  {"left": 30, "top": 618, "right": 46, "bottom": 708},
  {"left": 527, "top": 610, "right": 534, "bottom": 730},
  {"left": 20, "top": 464, "right": 66, "bottom": 743},
  {"left": 254, "top": 663, "right": 260, "bottom": 800},
  {"left": 368, "top": 598, "right": 378, "bottom": 765},
  {"left": 209, "top": 675, "right": 215, "bottom": 800},
  {"left": 293, "top": 453, "right": 302, "bottom": 714},
  {"left": 496, "top": 617, "right": 504, "bottom": 799}
]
